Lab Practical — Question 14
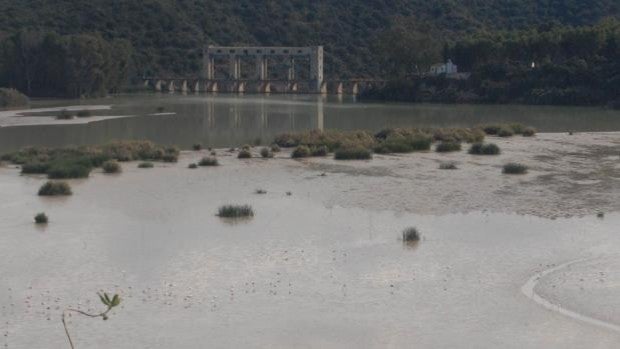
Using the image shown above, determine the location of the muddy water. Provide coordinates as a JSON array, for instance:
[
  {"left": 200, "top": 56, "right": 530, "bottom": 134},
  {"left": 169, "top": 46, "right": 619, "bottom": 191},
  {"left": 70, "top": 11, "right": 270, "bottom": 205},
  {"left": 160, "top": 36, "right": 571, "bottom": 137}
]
[
  {"left": 1, "top": 93, "right": 620, "bottom": 153},
  {"left": 1, "top": 148, "right": 620, "bottom": 348}
]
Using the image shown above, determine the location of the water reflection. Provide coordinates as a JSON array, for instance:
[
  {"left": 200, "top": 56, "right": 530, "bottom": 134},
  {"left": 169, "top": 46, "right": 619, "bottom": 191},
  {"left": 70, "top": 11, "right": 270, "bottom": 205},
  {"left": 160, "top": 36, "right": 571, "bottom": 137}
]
[{"left": 0, "top": 93, "right": 619, "bottom": 153}]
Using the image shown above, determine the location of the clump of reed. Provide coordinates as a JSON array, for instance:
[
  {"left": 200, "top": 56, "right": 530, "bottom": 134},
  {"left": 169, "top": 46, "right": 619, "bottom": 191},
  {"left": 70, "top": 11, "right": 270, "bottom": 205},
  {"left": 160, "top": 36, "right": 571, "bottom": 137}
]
[
  {"left": 56, "top": 109, "right": 73, "bottom": 120},
  {"left": 5, "top": 141, "right": 180, "bottom": 179},
  {"left": 334, "top": 146, "right": 372, "bottom": 160},
  {"left": 522, "top": 127, "right": 537, "bottom": 137},
  {"left": 102, "top": 160, "right": 121, "bottom": 173},
  {"left": 198, "top": 157, "right": 219, "bottom": 166},
  {"left": 402, "top": 227, "right": 420, "bottom": 242},
  {"left": 34, "top": 212, "right": 48, "bottom": 224},
  {"left": 435, "top": 141, "right": 462, "bottom": 153},
  {"left": 374, "top": 130, "right": 431, "bottom": 154},
  {"left": 38, "top": 181, "right": 72, "bottom": 196},
  {"left": 138, "top": 162, "right": 154, "bottom": 168},
  {"left": 238, "top": 149, "right": 252, "bottom": 159},
  {"left": 468, "top": 143, "right": 500, "bottom": 155},
  {"left": 502, "top": 162, "right": 528, "bottom": 174},
  {"left": 76, "top": 110, "right": 92, "bottom": 118},
  {"left": 217, "top": 205, "right": 254, "bottom": 218},
  {"left": 291, "top": 145, "right": 311, "bottom": 158},
  {"left": 439, "top": 162, "right": 458, "bottom": 170},
  {"left": 260, "top": 147, "right": 274, "bottom": 158}
]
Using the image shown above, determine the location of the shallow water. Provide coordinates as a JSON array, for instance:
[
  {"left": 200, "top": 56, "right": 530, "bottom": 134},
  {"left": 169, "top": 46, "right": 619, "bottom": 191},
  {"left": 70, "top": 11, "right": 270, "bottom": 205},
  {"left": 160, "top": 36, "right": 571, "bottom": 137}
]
[
  {"left": 1, "top": 151, "right": 620, "bottom": 348},
  {"left": 1, "top": 93, "right": 619, "bottom": 153}
]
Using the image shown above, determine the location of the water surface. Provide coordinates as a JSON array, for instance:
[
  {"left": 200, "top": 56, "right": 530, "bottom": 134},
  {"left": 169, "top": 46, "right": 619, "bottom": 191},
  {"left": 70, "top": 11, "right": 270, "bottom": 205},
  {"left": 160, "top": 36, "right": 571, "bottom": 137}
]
[{"left": 1, "top": 93, "right": 619, "bottom": 153}]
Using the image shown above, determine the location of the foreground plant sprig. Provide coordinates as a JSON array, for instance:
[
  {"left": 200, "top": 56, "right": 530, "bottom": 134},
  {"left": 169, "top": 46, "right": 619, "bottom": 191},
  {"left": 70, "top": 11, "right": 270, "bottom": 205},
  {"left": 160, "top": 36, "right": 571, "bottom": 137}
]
[{"left": 62, "top": 292, "right": 121, "bottom": 349}]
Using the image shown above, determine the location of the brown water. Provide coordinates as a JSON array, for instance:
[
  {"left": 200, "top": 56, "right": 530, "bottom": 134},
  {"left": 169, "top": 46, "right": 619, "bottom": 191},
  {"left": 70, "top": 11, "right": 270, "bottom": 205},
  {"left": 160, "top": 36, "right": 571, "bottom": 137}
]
[
  {"left": 1, "top": 146, "right": 620, "bottom": 348},
  {"left": 1, "top": 93, "right": 619, "bottom": 153}
]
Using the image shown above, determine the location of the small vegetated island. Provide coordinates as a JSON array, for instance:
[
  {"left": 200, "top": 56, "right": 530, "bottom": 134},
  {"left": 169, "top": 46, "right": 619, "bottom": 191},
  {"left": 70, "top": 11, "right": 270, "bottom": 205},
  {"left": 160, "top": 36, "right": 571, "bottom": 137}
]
[{"left": 3, "top": 141, "right": 179, "bottom": 180}]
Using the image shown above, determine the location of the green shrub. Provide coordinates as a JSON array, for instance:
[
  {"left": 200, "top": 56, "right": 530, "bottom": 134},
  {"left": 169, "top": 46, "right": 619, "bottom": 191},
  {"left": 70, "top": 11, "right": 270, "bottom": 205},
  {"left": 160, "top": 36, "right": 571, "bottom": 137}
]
[
  {"left": 210, "top": 150, "right": 217, "bottom": 156},
  {"left": 402, "top": 227, "right": 420, "bottom": 242},
  {"left": 76, "top": 110, "right": 92, "bottom": 118},
  {"left": 56, "top": 109, "right": 73, "bottom": 120},
  {"left": 508, "top": 123, "right": 525, "bottom": 134},
  {"left": 34, "top": 212, "right": 48, "bottom": 224},
  {"left": 498, "top": 127, "right": 514, "bottom": 137},
  {"left": 138, "top": 162, "right": 154, "bottom": 168},
  {"left": 188, "top": 163, "right": 198, "bottom": 169},
  {"left": 255, "top": 189, "right": 267, "bottom": 194},
  {"left": 291, "top": 145, "right": 311, "bottom": 158},
  {"left": 270, "top": 144, "right": 281, "bottom": 153},
  {"left": 0, "top": 88, "right": 29, "bottom": 108},
  {"left": 47, "top": 161, "right": 92, "bottom": 179},
  {"left": 469, "top": 143, "right": 500, "bottom": 155},
  {"left": 238, "top": 149, "right": 252, "bottom": 159},
  {"left": 482, "top": 125, "right": 501, "bottom": 135},
  {"left": 217, "top": 205, "right": 254, "bottom": 218},
  {"left": 260, "top": 147, "right": 274, "bottom": 158},
  {"left": 192, "top": 143, "right": 202, "bottom": 151},
  {"left": 522, "top": 127, "right": 537, "bottom": 137},
  {"left": 21, "top": 162, "right": 50, "bottom": 174},
  {"left": 102, "top": 160, "right": 121, "bottom": 173},
  {"left": 38, "top": 181, "right": 72, "bottom": 196},
  {"left": 433, "top": 128, "right": 485, "bottom": 143},
  {"left": 439, "top": 162, "right": 458, "bottom": 170},
  {"left": 198, "top": 157, "right": 219, "bottom": 166},
  {"left": 334, "top": 146, "right": 372, "bottom": 160},
  {"left": 242, "top": 144, "right": 251, "bottom": 150},
  {"left": 311, "top": 145, "right": 329, "bottom": 156},
  {"left": 435, "top": 141, "right": 462, "bottom": 153},
  {"left": 503, "top": 162, "right": 528, "bottom": 174},
  {"left": 374, "top": 133, "right": 432, "bottom": 153}
]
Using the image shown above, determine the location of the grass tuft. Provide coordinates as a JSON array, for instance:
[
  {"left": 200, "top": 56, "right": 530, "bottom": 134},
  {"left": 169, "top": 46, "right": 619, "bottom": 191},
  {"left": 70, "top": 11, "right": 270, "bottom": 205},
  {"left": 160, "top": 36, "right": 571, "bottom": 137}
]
[
  {"left": 497, "top": 127, "right": 515, "bottom": 137},
  {"left": 522, "top": 127, "right": 537, "bottom": 137},
  {"left": 217, "top": 205, "right": 254, "bottom": 218},
  {"left": 102, "top": 160, "right": 121, "bottom": 173},
  {"left": 402, "top": 227, "right": 421, "bottom": 242},
  {"left": 439, "top": 162, "right": 458, "bottom": 170},
  {"left": 38, "top": 181, "right": 72, "bottom": 196},
  {"left": 260, "top": 147, "right": 274, "bottom": 158},
  {"left": 138, "top": 162, "right": 154, "bottom": 168},
  {"left": 435, "top": 141, "right": 462, "bottom": 153},
  {"left": 76, "top": 110, "right": 92, "bottom": 118},
  {"left": 469, "top": 143, "right": 500, "bottom": 155},
  {"left": 502, "top": 162, "right": 528, "bottom": 174},
  {"left": 56, "top": 109, "right": 73, "bottom": 120},
  {"left": 237, "top": 149, "right": 252, "bottom": 159},
  {"left": 34, "top": 212, "right": 48, "bottom": 224},
  {"left": 334, "top": 146, "right": 372, "bottom": 160},
  {"left": 198, "top": 157, "right": 219, "bottom": 166},
  {"left": 291, "top": 145, "right": 311, "bottom": 158}
]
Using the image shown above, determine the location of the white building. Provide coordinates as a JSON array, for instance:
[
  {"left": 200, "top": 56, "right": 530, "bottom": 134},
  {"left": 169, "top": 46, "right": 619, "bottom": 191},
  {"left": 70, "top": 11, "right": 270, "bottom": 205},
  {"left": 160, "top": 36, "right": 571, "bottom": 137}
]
[{"left": 429, "top": 59, "right": 458, "bottom": 75}]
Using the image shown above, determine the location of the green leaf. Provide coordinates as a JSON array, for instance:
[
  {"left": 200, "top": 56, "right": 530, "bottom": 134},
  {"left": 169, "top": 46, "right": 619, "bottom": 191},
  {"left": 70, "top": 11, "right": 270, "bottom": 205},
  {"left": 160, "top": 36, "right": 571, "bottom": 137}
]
[
  {"left": 111, "top": 294, "right": 120, "bottom": 307},
  {"left": 104, "top": 293, "right": 111, "bottom": 306},
  {"left": 98, "top": 293, "right": 109, "bottom": 306}
]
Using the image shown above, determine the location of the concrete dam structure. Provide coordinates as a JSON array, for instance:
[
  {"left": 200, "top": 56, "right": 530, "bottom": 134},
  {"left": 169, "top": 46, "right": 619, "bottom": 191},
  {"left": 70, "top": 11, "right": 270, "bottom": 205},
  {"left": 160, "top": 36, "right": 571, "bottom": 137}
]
[{"left": 144, "top": 45, "right": 383, "bottom": 95}]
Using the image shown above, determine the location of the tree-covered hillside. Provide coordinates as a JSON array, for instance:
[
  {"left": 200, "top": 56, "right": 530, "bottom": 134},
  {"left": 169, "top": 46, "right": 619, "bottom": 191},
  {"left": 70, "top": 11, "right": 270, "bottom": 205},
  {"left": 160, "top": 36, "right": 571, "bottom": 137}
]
[{"left": 0, "top": 0, "right": 618, "bottom": 79}]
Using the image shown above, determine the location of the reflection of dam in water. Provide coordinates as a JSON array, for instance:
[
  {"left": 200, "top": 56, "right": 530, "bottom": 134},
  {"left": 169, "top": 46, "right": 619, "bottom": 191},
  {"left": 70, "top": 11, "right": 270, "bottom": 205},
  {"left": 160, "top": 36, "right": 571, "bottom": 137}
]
[{"left": 1, "top": 93, "right": 620, "bottom": 154}]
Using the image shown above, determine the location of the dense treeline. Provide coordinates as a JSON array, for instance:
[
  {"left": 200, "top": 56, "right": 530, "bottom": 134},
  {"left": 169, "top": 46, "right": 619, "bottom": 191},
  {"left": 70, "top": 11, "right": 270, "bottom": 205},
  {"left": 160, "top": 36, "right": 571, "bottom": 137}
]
[
  {"left": 0, "top": 0, "right": 618, "bottom": 80},
  {"left": 364, "top": 20, "right": 620, "bottom": 106},
  {"left": 0, "top": 32, "right": 132, "bottom": 98}
]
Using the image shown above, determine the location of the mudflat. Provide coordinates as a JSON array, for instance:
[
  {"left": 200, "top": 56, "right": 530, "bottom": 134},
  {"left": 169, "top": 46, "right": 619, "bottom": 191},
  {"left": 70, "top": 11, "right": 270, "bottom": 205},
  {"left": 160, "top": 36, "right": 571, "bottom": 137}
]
[{"left": 1, "top": 132, "right": 619, "bottom": 348}]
